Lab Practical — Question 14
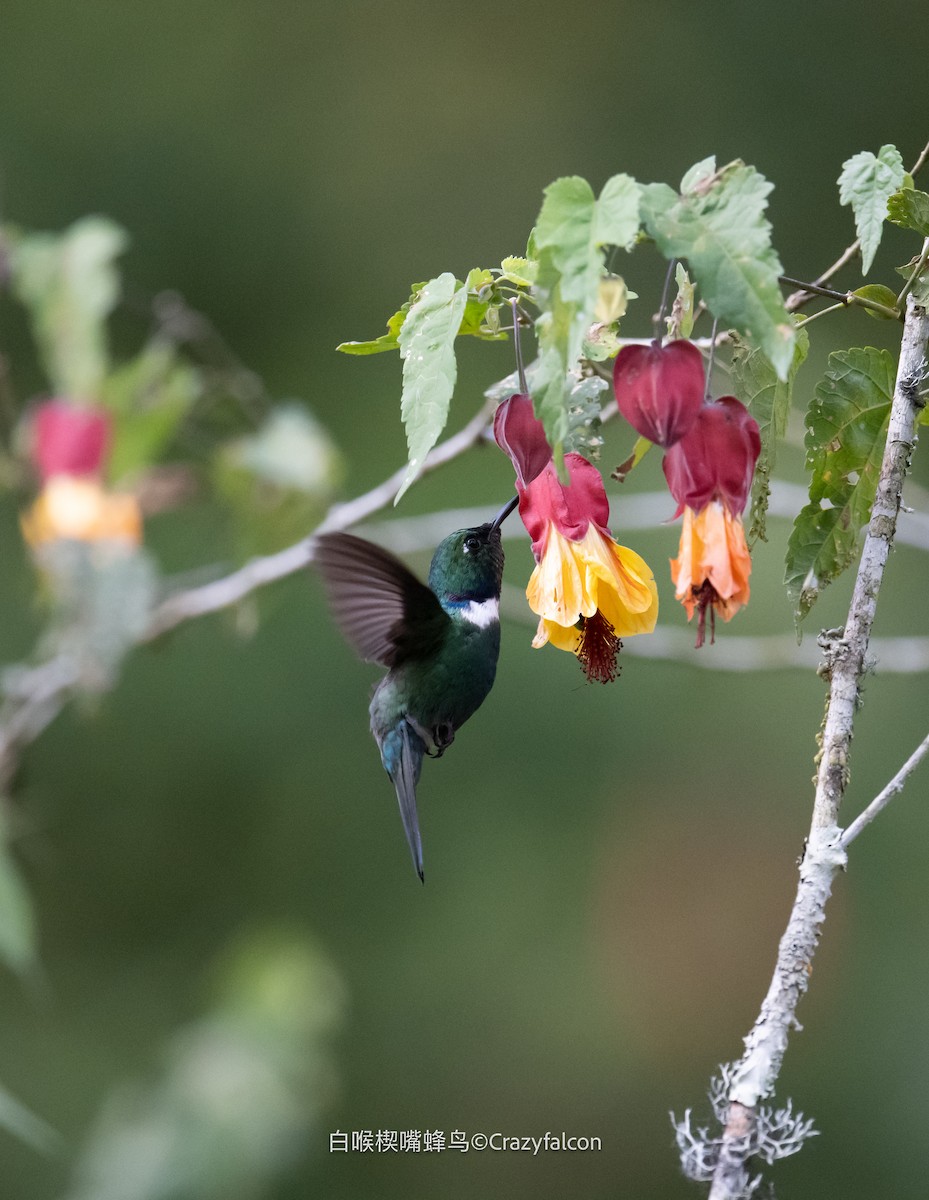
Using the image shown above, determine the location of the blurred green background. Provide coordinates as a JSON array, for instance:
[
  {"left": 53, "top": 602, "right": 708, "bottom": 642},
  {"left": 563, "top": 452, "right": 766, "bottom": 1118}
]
[{"left": 0, "top": 2, "right": 928, "bottom": 1197}]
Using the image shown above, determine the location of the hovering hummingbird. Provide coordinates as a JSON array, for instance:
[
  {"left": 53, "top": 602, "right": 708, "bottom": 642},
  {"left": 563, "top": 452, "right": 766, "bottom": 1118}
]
[{"left": 313, "top": 495, "right": 518, "bottom": 881}]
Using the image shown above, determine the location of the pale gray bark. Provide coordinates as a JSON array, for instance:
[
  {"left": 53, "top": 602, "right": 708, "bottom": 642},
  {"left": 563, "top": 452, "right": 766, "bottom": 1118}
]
[{"left": 704, "top": 295, "right": 929, "bottom": 1200}]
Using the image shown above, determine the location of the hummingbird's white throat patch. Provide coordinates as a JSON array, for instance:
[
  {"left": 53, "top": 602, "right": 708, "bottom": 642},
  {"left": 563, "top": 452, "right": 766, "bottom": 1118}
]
[{"left": 459, "top": 598, "right": 500, "bottom": 628}]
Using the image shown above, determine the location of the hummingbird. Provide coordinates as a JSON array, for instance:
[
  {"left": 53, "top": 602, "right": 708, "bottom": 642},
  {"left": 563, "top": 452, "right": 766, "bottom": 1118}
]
[{"left": 313, "top": 495, "right": 518, "bottom": 881}]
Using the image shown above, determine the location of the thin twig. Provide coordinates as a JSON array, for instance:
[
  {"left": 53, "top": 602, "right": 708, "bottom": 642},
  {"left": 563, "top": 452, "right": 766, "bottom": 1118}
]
[
  {"left": 145, "top": 395, "right": 498, "bottom": 638},
  {"left": 704, "top": 294, "right": 929, "bottom": 1200},
  {"left": 794, "top": 301, "right": 846, "bottom": 329},
  {"left": 0, "top": 398, "right": 500, "bottom": 780},
  {"left": 779, "top": 274, "right": 901, "bottom": 321},
  {"left": 785, "top": 137, "right": 929, "bottom": 312},
  {"left": 840, "top": 729, "right": 929, "bottom": 848},
  {"left": 0, "top": 657, "right": 80, "bottom": 790}
]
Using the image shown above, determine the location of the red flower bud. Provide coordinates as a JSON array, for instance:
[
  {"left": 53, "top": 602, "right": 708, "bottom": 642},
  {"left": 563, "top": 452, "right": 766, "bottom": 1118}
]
[
  {"left": 31, "top": 400, "right": 111, "bottom": 482},
  {"left": 493, "top": 393, "right": 551, "bottom": 487},
  {"left": 612, "top": 339, "right": 705, "bottom": 448},
  {"left": 662, "top": 396, "right": 760, "bottom": 515}
]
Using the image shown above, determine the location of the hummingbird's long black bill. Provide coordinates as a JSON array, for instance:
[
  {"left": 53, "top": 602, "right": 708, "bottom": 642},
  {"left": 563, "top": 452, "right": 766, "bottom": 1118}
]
[
  {"left": 395, "top": 723, "right": 425, "bottom": 883},
  {"left": 490, "top": 494, "right": 519, "bottom": 531}
]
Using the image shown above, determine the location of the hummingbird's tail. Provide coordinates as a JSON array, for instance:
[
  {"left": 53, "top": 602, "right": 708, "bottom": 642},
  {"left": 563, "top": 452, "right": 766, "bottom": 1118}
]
[{"left": 382, "top": 721, "right": 426, "bottom": 883}]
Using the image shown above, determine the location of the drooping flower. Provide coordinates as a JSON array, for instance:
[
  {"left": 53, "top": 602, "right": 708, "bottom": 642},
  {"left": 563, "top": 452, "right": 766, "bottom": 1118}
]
[
  {"left": 612, "top": 339, "right": 705, "bottom": 448},
  {"left": 31, "top": 400, "right": 111, "bottom": 481},
  {"left": 21, "top": 400, "right": 141, "bottom": 549},
  {"left": 494, "top": 394, "right": 658, "bottom": 682},
  {"left": 662, "top": 395, "right": 760, "bottom": 516},
  {"left": 21, "top": 476, "right": 142, "bottom": 546},
  {"left": 661, "top": 396, "right": 760, "bottom": 646},
  {"left": 670, "top": 501, "right": 752, "bottom": 647}
]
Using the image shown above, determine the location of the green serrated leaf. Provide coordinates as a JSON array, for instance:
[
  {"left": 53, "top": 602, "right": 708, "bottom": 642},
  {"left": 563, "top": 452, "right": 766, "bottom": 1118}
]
[
  {"left": 9, "top": 217, "right": 127, "bottom": 398},
  {"left": 0, "top": 808, "right": 36, "bottom": 977},
  {"left": 641, "top": 161, "right": 795, "bottom": 379},
  {"left": 532, "top": 174, "right": 641, "bottom": 457},
  {"left": 731, "top": 325, "right": 809, "bottom": 543},
  {"left": 886, "top": 187, "right": 929, "bottom": 236},
  {"left": 394, "top": 273, "right": 468, "bottom": 503},
  {"left": 336, "top": 306, "right": 407, "bottom": 355},
  {"left": 680, "top": 156, "right": 717, "bottom": 194},
  {"left": 594, "top": 174, "right": 644, "bottom": 252},
  {"left": 785, "top": 346, "right": 895, "bottom": 625},
  {"left": 465, "top": 267, "right": 494, "bottom": 291},
  {"left": 895, "top": 256, "right": 929, "bottom": 306},
  {"left": 499, "top": 256, "right": 537, "bottom": 287},
  {"left": 838, "top": 145, "right": 905, "bottom": 274},
  {"left": 535, "top": 174, "right": 641, "bottom": 305}
]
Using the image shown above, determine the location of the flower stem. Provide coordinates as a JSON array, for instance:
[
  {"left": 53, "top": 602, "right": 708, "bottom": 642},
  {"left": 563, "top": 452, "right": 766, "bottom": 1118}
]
[
  {"left": 704, "top": 318, "right": 720, "bottom": 401},
  {"left": 654, "top": 257, "right": 677, "bottom": 344},
  {"left": 510, "top": 297, "right": 529, "bottom": 394}
]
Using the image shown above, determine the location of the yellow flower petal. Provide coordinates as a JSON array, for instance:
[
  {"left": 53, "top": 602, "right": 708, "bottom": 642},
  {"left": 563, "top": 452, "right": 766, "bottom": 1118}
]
[
  {"left": 21, "top": 476, "right": 142, "bottom": 549},
  {"left": 525, "top": 521, "right": 658, "bottom": 652}
]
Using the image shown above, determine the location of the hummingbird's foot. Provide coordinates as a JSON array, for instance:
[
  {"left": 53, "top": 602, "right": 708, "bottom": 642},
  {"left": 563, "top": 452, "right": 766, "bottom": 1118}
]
[
  {"left": 430, "top": 722, "right": 455, "bottom": 757},
  {"left": 404, "top": 716, "right": 453, "bottom": 758}
]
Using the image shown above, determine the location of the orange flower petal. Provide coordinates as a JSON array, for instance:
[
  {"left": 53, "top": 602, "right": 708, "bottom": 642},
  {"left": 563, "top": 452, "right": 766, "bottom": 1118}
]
[
  {"left": 670, "top": 502, "right": 751, "bottom": 622},
  {"left": 21, "top": 477, "right": 142, "bottom": 549}
]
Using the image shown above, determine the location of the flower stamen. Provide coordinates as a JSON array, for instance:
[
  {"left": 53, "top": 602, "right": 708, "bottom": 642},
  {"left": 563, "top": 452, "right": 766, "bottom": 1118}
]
[
  {"left": 576, "top": 610, "right": 622, "bottom": 683},
  {"left": 693, "top": 580, "right": 719, "bottom": 649}
]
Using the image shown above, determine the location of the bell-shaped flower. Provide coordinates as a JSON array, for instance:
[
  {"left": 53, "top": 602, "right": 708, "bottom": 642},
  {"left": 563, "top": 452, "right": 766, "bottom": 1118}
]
[
  {"left": 31, "top": 399, "right": 111, "bottom": 482},
  {"left": 21, "top": 400, "right": 141, "bottom": 548},
  {"left": 21, "top": 476, "right": 142, "bottom": 547},
  {"left": 662, "top": 395, "right": 760, "bottom": 516},
  {"left": 670, "top": 501, "right": 752, "bottom": 647},
  {"left": 612, "top": 339, "right": 705, "bottom": 448},
  {"left": 494, "top": 394, "right": 658, "bottom": 682},
  {"left": 660, "top": 396, "right": 760, "bottom": 645}
]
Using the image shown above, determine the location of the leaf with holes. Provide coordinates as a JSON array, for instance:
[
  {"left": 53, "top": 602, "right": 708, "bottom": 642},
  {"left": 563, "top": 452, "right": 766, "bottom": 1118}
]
[
  {"left": 731, "top": 325, "right": 809, "bottom": 543},
  {"left": 886, "top": 187, "right": 929, "bottom": 237},
  {"left": 785, "top": 346, "right": 895, "bottom": 626}
]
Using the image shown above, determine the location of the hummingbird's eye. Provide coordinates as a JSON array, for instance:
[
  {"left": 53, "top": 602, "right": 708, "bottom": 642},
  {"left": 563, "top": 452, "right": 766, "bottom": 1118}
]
[{"left": 463, "top": 535, "right": 480, "bottom": 554}]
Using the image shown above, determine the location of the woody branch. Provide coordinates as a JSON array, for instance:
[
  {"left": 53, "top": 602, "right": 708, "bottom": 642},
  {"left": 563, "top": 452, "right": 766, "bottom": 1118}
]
[{"left": 702, "top": 293, "right": 929, "bottom": 1200}]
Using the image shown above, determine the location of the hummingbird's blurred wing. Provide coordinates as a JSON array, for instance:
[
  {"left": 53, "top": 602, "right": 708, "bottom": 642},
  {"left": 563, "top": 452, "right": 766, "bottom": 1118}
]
[{"left": 313, "top": 532, "right": 450, "bottom": 666}]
